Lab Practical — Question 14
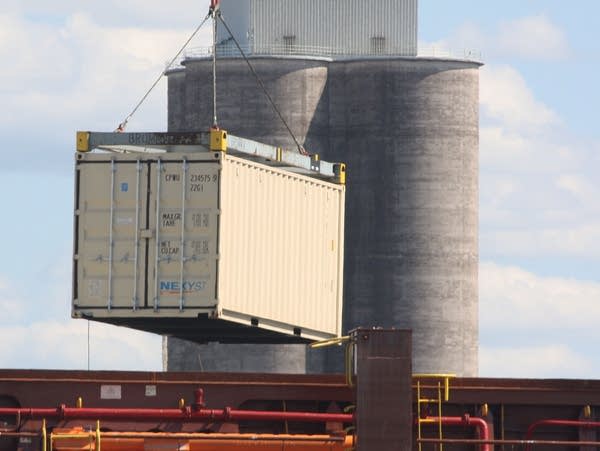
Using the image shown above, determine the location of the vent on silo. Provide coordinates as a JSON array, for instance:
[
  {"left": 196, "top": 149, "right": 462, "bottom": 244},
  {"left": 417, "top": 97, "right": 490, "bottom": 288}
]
[
  {"left": 371, "top": 36, "right": 386, "bottom": 54},
  {"left": 283, "top": 35, "right": 296, "bottom": 54}
]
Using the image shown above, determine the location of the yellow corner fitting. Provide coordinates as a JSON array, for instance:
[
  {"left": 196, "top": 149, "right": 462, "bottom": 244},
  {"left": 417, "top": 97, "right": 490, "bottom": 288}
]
[
  {"left": 334, "top": 163, "right": 346, "bottom": 185},
  {"left": 76, "top": 131, "right": 90, "bottom": 153},
  {"left": 210, "top": 129, "right": 227, "bottom": 152}
]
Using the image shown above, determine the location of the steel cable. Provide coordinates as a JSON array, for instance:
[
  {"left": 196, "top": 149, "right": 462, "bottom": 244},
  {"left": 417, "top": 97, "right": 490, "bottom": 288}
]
[
  {"left": 217, "top": 12, "right": 307, "bottom": 154},
  {"left": 116, "top": 13, "right": 212, "bottom": 132}
]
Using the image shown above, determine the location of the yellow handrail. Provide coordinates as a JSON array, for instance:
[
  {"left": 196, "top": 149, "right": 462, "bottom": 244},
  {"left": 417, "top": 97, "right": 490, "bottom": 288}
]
[
  {"left": 309, "top": 335, "right": 355, "bottom": 387},
  {"left": 95, "top": 420, "right": 101, "bottom": 451},
  {"left": 309, "top": 336, "right": 350, "bottom": 349},
  {"left": 42, "top": 419, "right": 47, "bottom": 451},
  {"left": 344, "top": 341, "right": 354, "bottom": 387}
]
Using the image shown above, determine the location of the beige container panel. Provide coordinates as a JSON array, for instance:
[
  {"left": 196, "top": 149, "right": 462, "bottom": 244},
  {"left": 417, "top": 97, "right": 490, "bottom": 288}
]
[
  {"left": 219, "top": 156, "right": 344, "bottom": 336},
  {"left": 76, "top": 160, "right": 147, "bottom": 309},
  {"left": 147, "top": 159, "right": 219, "bottom": 309}
]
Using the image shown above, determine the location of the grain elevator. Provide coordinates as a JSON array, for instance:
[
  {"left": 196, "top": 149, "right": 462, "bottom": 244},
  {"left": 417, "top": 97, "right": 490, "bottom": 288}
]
[{"left": 164, "top": 0, "right": 480, "bottom": 376}]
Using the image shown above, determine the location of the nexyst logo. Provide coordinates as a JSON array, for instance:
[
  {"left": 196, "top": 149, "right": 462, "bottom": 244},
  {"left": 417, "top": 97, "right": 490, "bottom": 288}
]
[{"left": 160, "top": 280, "right": 207, "bottom": 294}]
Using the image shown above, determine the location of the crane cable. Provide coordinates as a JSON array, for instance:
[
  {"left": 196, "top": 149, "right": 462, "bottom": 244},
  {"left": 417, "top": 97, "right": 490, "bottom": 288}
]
[
  {"left": 217, "top": 11, "right": 308, "bottom": 155},
  {"left": 115, "top": 12, "right": 212, "bottom": 132},
  {"left": 211, "top": 2, "right": 218, "bottom": 127}
]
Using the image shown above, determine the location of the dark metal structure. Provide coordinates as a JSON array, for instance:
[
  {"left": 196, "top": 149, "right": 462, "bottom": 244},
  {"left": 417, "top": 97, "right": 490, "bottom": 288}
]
[
  {"left": 3, "top": 330, "right": 600, "bottom": 450},
  {"left": 354, "top": 329, "right": 412, "bottom": 450}
]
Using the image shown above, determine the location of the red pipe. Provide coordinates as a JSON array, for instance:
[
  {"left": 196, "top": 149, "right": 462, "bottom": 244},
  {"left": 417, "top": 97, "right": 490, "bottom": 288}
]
[
  {"left": 423, "top": 415, "right": 490, "bottom": 451},
  {"left": 525, "top": 419, "right": 600, "bottom": 451},
  {"left": 0, "top": 405, "right": 352, "bottom": 424}
]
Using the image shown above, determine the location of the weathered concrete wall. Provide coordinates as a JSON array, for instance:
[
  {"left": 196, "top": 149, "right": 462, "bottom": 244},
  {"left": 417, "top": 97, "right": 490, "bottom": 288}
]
[
  {"left": 166, "top": 68, "right": 185, "bottom": 130},
  {"left": 163, "top": 337, "right": 306, "bottom": 373},
  {"left": 320, "top": 59, "right": 479, "bottom": 375},
  {"left": 165, "top": 56, "right": 480, "bottom": 376},
  {"left": 170, "top": 58, "right": 330, "bottom": 155},
  {"left": 164, "top": 58, "right": 329, "bottom": 374}
]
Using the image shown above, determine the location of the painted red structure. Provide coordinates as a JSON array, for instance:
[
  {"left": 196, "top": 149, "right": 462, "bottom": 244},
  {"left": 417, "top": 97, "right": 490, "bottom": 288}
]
[
  {"left": 525, "top": 419, "right": 600, "bottom": 451},
  {"left": 0, "top": 405, "right": 353, "bottom": 424},
  {"left": 6, "top": 330, "right": 600, "bottom": 449},
  {"left": 422, "top": 415, "right": 490, "bottom": 451}
]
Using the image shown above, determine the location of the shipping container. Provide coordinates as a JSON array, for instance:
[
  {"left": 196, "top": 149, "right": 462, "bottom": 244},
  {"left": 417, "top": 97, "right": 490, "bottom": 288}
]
[{"left": 72, "top": 150, "right": 345, "bottom": 343}]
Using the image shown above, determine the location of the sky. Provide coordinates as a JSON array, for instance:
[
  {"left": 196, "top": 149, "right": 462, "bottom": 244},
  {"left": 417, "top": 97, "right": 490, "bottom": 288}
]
[{"left": 0, "top": 0, "right": 598, "bottom": 378}]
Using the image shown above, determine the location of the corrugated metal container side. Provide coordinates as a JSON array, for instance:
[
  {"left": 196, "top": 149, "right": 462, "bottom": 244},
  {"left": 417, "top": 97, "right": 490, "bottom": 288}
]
[
  {"left": 249, "top": 0, "right": 417, "bottom": 56},
  {"left": 219, "top": 156, "right": 344, "bottom": 337},
  {"left": 72, "top": 152, "right": 345, "bottom": 343}
]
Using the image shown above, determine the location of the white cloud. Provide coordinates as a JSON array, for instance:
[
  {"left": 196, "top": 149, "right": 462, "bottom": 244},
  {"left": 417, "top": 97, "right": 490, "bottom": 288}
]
[
  {"left": 1, "top": 1, "right": 211, "bottom": 28},
  {"left": 0, "top": 277, "right": 25, "bottom": 323},
  {"left": 479, "top": 262, "right": 600, "bottom": 377},
  {"left": 0, "top": 6, "right": 213, "bottom": 173},
  {"left": 479, "top": 127, "right": 580, "bottom": 174},
  {"left": 480, "top": 344, "right": 591, "bottom": 378},
  {"left": 479, "top": 61, "right": 600, "bottom": 259},
  {"left": 0, "top": 13, "right": 74, "bottom": 88},
  {"left": 0, "top": 11, "right": 211, "bottom": 126},
  {"left": 422, "top": 14, "right": 570, "bottom": 62},
  {"left": 0, "top": 319, "right": 162, "bottom": 370},
  {"left": 480, "top": 65, "right": 559, "bottom": 131},
  {"left": 556, "top": 174, "right": 600, "bottom": 208},
  {"left": 481, "top": 224, "right": 600, "bottom": 257},
  {"left": 0, "top": 251, "right": 161, "bottom": 370},
  {"left": 496, "top": 15, "right": 570, "bottom": 61},
  {"left": 480, "top": 262, "right": 600, "bottom": 333}
]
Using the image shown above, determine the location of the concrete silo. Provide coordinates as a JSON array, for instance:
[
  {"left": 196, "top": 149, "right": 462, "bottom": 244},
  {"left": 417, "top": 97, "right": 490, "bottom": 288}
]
[{"left": 163, "top": 0, "right": 480, "bottom": 376}]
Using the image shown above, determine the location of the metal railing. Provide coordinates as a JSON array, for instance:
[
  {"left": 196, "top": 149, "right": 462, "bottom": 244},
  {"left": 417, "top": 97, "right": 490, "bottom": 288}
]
[
  {"left": 418, "top": 46, "right": 482, "bottom": 61},
  {"left": 165, "top": 44, "right": 481, "bottom": 69}
]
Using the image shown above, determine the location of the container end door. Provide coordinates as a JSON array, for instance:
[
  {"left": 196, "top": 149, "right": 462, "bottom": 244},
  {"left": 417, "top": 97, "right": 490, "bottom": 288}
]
[
  {"left": 74, "top": 159, "right": 147, "bottom": 311},
  {"left": 147, "top": 159, "right": 220, "bottom": 310}
]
